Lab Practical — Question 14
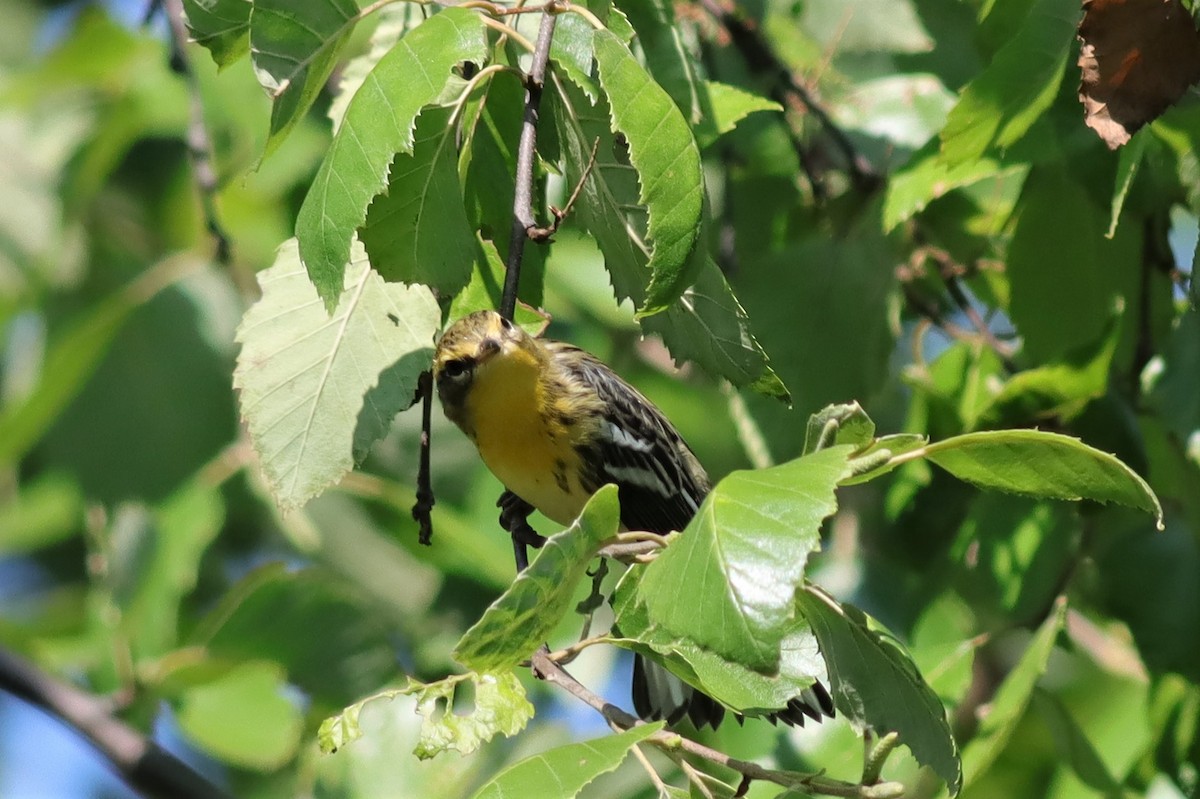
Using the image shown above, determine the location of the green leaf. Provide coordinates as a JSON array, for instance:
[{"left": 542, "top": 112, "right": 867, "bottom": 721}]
[
  {"left": 960, "top": 599, "right": 1066, "bottom": 787},
  {"left": 637, "top": 446, "right": 853, "bottom": 674},
  {"left": 797, "top": 586, "right": 961, "bottom": 794},
  {"left": 551, "top": 79, "right": 785, "bottom": 397},
  {"left": 0, "top": 472, "right": 82, "bottom": 554},
  {"left": 327, "top": 4, "right": 423, "bottom": 130},
  {"left": 234, "top": 238, "right": 440, "bottom": 511},
  {"left": 641, "top": 257, "right": 789, "bottom": 401},
  {"left": 182, "top": 0, "right": 250, "bottom": 67},
  {"left": 1108, "top": 130, "right": 1147, "bottom": 238},
  {"left": 296, "top": 8, "right": 487, "bottom": 308},
  {"left": 1032, "top": 689, "right": 1126, "bottom": 795},
  {"left": 924, "top": 429, "right": 1163, "bottom": 526},
  {"left": 250, "top": 0, "right": 358, "bottom": 159},
  {"left": 359, "top": 104, "right": 476, "bottom": 295},
  {"left": 694, "top": 81, "right": 781, "bottom": 149},
  {"left": 453, "top": 486, "right": 621, "bottom": 672},
  {"left": 615, "top": 0, "right": 701, "bottom": 122},
  {"left": 938, "top": 0, "right": 1077, "bottom": 166},
  {"left": 883, "top": 136, "right": 1028, "bottom": 231},
  {"left": 803, "top": 402, "right": 876, "bottom": 455},
  {"left": 613, "top": 572, "right": 826, "bottom": 714},
  {"left": 411, "top": 672, "right": 534, "bottom": 760},
  {"left": 192, "top": 564, "right": 398, "bottom": 706},
  {"left": 978, "top": 300, "right": 1122, "bottom": 427},
  {"left": 0, "top": 259, "right": 185, "bottom": 468},
  {"left": 1008, "top": 168, "right": 1133, "bottom": 364},
  {"left": 593, "top": 29, "right": 704, "bottom": 315},
  {"left": 175, "top": 660, "right": 304, "bottom": 771},
  {"left": 549, "top": 11, "right": 597, "bottom": 101},
  {"left": 469, "top": 723, "right": 664, "bottom": 799}
]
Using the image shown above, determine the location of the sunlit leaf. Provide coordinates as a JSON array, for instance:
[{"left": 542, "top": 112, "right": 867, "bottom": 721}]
[
  {"left": 637, "top": 446, "right": 852, "bottom": 674},
  {"left": 411, "top": 672, "right": 534, "bottom": 760},
  {"left": 295, "top": 8, "right": 487, "bottom": 308},
  {"left": 470, "top": 723, "right": 664, "bottom": 799},
  {"left": 454, "top": 486, "right": 620, "bottom": 672},
  {"left": 234, "top": 239, "right": 439, "bottom": 510}
]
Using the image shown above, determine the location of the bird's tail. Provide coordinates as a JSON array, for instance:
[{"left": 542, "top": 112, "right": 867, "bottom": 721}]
[{"left": 630, "top": 653, "right": 835, "bottom": 729}]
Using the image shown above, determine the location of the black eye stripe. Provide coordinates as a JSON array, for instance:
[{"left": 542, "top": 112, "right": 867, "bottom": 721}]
[{"left": 440, "top": 357, "right": 473, "bottom": 378}]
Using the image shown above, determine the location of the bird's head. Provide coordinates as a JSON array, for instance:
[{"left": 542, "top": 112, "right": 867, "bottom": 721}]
[{"left": 433, "top": 310, "right": 543, "bottom": 425}]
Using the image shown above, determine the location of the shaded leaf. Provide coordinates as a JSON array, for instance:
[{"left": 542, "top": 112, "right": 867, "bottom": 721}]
[
  {"left": 234, "top": 239, "right": 439, "bottom": 511},
  {"left": 940, "top": 0, "right": 1077, "bottom": 166},
  {"left": 637, "top": 447, "right": 852, "bottom": 674},
  {"left": 1108, "top": 130, "right": 1147, "bottom": 236},
  {"left": 1032, "top": 689, "right": 1126, "bottom": 795},
  {"left": 616, "top": 0, "right": 701, "bottom": 122},
  {"left": 182, "top": 0, "right": 250, "bottom": 67},
  {"left": 470, "top": 723, "right": 664, "bottom": 799},
  {"left": 797, "top": 586, "right": 961, "bottom": 794},
  {"left": 1078, "top": 0, "right": 1200, "bottom": 149},
  {"left": 960, "top": 600, "right": 1066, "bottom": 787},
  {"left": 694, "top": 81, "right": 781, "bottom": 149},
  {"left": 453, "top": 486, "right": 620, "bottom": 672},
  {"left": 295, "top": 8, "right": 487, "bottom": 308},
  {"left": 250, "top": 0, "right": 358, "bottom": 158}
]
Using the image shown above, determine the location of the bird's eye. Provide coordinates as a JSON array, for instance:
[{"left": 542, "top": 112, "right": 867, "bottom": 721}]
[
  {"left": 498, "top": 315, "right": 513, "bottom": 331},
  {"left": 440, "top": 358, "right": 471, "bottom": 380}
]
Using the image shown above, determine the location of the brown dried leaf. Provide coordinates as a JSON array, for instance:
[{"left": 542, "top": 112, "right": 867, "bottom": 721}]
[{"left": 1078, "top": 0, "right": 1200, "bottom": 148}]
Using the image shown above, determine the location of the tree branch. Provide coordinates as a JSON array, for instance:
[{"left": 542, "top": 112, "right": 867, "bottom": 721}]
[
  {"left": 530, "top": 649, "right": 904, "bottom": 799},
  {"left": 0, "top": 645, "right": 231, "bottom": 799}
]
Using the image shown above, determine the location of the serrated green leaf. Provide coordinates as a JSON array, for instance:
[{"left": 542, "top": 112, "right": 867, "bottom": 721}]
[
  {"left": 960, "top": 600, "right": 1066, "bottom": 787},
  {"left": 175, "top": 660, "right": 303, "bottom": 771},
  {"left": 616, "top": 0, "right": 701, "bottom": 122},
  {"left": 411, "top": 672, "right": 534, "bottom": 760},
  {"left": 797, "top": 586, "right": 961, "bottom": 794},
  {"left": 695, "top": 81, "right": 781, "bottom": 149},
  {"left": 359, "top": 104, "right": 476, "bottom": 295},
  {"left": 328, "top": 4, "right": 423, "bottom": 129},
  {"left": 182, "top": 0, "right": 250, "bottom": 67},
  {"left": 296, "top": 8, "right": 487, "bottom": 308},
  {"left": 939, "top": 0, "right": 1076, "bottom": 166},
  {"left": 637, "top": 446, "right": 852, "bottom": 674},
  {"left": 549, "top": 11, "right": 597, "bottom": 100},
  {"left": 234, "top": 238, "right": 439, "bottom": 511},
  {"left": 250, "top": 0, "right": 358, "bottom": 159},
  {"left": 470, "top": 723, "right": 664, "bottom": 799},
  {"left": 641, "top": 257, "right": 789, "bottom": 401},
  {"left": 454, "top": 486, "right": 620, "bottom": 672},
  {"left": 594, "top": 29, "right": 704, "bottom": 315},
  {"left": 924, "top": 429, "right": 1163, "bottom": 526},
  {"left": 551, "top": 80, "right": 785, "bottom": 398}
]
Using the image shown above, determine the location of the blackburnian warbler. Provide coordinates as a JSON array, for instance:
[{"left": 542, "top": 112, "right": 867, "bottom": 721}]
[{"left": 433, "top": 310, "right": 832, "bottom": 728}]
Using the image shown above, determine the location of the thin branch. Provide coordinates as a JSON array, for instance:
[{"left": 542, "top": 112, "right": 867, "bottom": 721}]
[
  {"left": 0, "top": 645, "right": 232, "bottom": 799},
  {"left": 694, "top": 0, "right": 878, "bottom": 193},
  {"left": 161, "top": 0, "right": 240, "bottom": 282},
  {"left": 530, "top": 650, "right": 905, "bottom": 799},
  {"left": 500, "top": 4, "right": 559, "bottom": 320},
  {"left": 528, "top": 136, "right": 600, "bottom": 242}
]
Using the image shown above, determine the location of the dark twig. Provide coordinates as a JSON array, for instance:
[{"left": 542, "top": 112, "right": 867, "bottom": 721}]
[
  {"left": 695, "top": 0, "right": 878, "bottom": 194},
  {"left": 412, "top": 371, "right": 435, "bottom": 545},
  {"left": 160, "top": 0, "right": 240, "bottom": 280},
  {"left": 0, "top": 645, "right": 232, "bottom": 799},
  {"left": 500, "top": 5, "right": 560, "bottom": 320},
  {"left": 530, "top": 649, "right": 904, "bottom": 799}
]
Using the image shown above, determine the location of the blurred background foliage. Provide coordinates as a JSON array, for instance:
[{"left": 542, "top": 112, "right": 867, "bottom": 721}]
[{"left": 0, "top": 0, "right": 1198, "bottom": 797}]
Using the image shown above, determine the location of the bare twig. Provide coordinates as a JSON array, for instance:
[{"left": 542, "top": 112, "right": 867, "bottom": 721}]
[
  {"left": 695, "top": 0, "right": 878, "bottom": 194},
  {"left": 160, "top": 0, "right": 241, "bottom": 282},
  {"left": 0, "top": 645, "right": 232, "bottom": 799},
  {"left": 500, "top": 5, "right": 560, "bottom": 320},
  {"left": 528, "top": 136, "right": 600, "bottom": 241}
]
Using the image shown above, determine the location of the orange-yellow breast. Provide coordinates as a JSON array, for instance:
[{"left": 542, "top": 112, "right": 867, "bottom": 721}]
[{"left": 463, "top": 347, "right": 593, "bottom": 525}]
